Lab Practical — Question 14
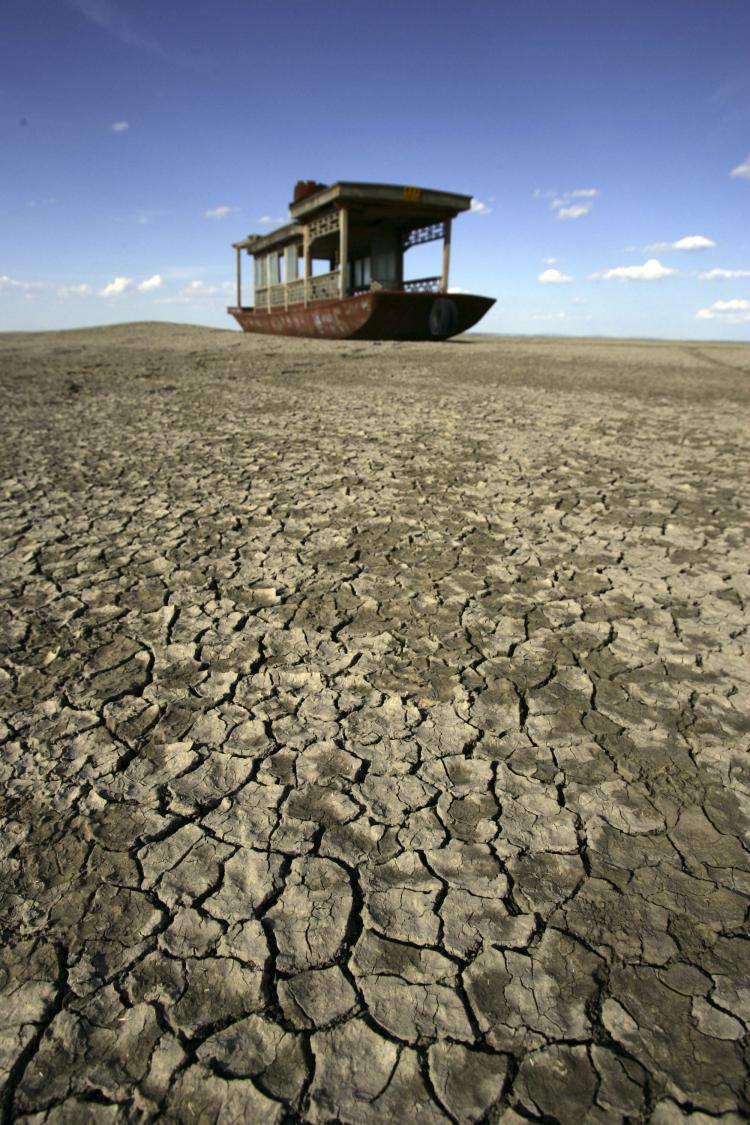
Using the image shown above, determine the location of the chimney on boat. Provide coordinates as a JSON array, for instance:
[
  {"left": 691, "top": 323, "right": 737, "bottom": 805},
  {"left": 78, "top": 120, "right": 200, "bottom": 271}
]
[{"left": 293, "top": 180, "right": 328, "bottom": 204}]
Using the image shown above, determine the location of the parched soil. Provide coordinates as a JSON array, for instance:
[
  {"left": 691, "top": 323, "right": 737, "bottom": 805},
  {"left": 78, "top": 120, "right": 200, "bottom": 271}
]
[{"left": 1, "top": 323, "right": 749, "bottom": 1123}]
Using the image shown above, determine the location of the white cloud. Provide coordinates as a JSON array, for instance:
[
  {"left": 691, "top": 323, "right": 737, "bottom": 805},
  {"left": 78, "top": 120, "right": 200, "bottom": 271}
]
[
  {"left": 0, "top": 274, "right": 41, "bottom": 292},
  {"left": 730, "top": 156, "right": 750, "bottom": 180},
  {"left": 541, "top": 256, "right": 558, "bottom": 265},
  {"left": 470, "top": 198, "right": 492, "bottom": 215},
  {"left": 69, "top": 0, "right": 181, "bottom": 62},
  {"left": 99, "top": 276, "right": 133, "bottom": 296},
  {"left": 535, "top": 188, "right": 598, "bottom": 200},
  {"left": 57, "top": 283, "right": 92, "bottom": 297},
  {"left": 699, "top": 267, "right": 750, "bottom": 280},
  {"left": 72, "top": 0, "right": 146, "bottom": 45},
  {"left": 132, "top": 209, "right": 168, "bottom": 225},
  {"left": 712, "top": 298, "right": 749, "bottom": 309},
  {"left": 538, "top": 267, "right": 572, "bottom": 284},
  {"left": 159, "top": 278, "right": 234, "bottom": 305},
  {"left": 696, "top": 297, "right": 750, "bottom": 323},
  {"left": 557, "top": 203, "right": 592, "bottom": 221},
  {"left": 2, "top": 275, "right": 94, "bottom": 298},
  {"left": 588, "top": 258, "right": 676, "bottom": 282},
  {"left": 530, "top": 311, "right": 567, "bottom": 321},
  {"left": 673, "top": 234, "right": 715, "bottom": 251},
  {"left": 646, "top": 234, "right": 715, "bottom": 252},
  {"left": 185, "top": 279, "right": 220, "bottom": 295},
  {"left": 257, "top": 215, "right": 286, "bottom": 225},
  {"left": 535, "top": 188, "right": 599, "bottom": 221},
  {"left": 138, "top": 273, "right": 163, "bottom": 291},
  {"left": 116, "top": 209, "right": 168, "bottom": 225},
  {"left": 111, "top": 120, "right": 129, "bottom": 132},
  {"left": 205, "top": 205, "right": 236, "bottom": 219}
]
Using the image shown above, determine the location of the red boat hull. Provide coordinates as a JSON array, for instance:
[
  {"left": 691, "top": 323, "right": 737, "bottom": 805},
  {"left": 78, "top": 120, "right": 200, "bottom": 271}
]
[{"left": 228, "top": 290, "right": 494, "bottom": 340}]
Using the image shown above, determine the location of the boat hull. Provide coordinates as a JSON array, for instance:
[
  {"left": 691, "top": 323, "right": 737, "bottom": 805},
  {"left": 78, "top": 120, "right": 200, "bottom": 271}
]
[{"left": 228, "top": 290, "right": 494, "bottom": 341}]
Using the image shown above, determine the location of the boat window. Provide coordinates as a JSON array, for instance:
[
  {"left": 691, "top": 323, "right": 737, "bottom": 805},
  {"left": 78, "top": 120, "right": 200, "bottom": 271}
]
[
  {"left": 404, "top": 241, "right": 439, "bottom": 282},
  {"left": 285, "top": 245, "right": 299, "bottom": 281},
  {"left": 371, "top": 233, "right": 402, "bottom": 289},
  {"left": 353, "top": 256, "right": 371, "bottom": 289},
  {"left": 268, "top": 253, "right": 280, "bottom": 286},
  {"left": 254, "top": 257, "right": 267, "bottom": 288}
]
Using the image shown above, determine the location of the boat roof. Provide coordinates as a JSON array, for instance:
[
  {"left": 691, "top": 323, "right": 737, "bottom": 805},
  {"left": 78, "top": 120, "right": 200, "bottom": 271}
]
[{"left": 233, "top": 181, "right": 473, "bottom": 255}]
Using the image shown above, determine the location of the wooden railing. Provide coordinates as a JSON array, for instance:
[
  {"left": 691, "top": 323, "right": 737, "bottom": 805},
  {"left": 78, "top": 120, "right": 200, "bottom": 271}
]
[
  {"left": 403, "top": 276, "right": 441, "bottom": 293},
  {"left": 286, "top": 278, "right": 305, "bottom": 305},
  {"left": 254, "top": 270, "right": 341, "bottom": 309},
  {"left": 308, "top": 271, "right": 339, "bottom": 301},
  {"left": 253, "top": 270, "right": 441, "bottom": 308}
]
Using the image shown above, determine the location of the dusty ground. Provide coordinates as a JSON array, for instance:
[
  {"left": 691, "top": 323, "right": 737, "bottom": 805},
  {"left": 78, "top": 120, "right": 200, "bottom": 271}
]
[{"left": 1, "top": 322, "right": 749, "bottom": 1124}]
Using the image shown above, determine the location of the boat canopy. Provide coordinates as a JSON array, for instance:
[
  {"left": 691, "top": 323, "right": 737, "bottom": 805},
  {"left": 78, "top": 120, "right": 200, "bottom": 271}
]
[{"left": 231, "top": 181, "right": 474, "bottom": 311}]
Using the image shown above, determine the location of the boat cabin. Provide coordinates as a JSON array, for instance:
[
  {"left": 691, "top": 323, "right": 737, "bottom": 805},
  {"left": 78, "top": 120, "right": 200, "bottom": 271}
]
[{"left": 232, "top": 180, "right": 473, "bottom": 311}]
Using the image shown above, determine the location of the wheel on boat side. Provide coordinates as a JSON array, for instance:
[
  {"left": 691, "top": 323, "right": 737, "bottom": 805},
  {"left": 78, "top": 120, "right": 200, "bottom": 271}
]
[{"left": 428, "top": 297, "right": 458, "bottom": 339}]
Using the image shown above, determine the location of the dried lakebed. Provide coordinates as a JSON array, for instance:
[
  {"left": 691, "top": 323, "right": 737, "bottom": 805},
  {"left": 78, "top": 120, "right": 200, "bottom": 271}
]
[{"left": 1, "top": 323, "right": 749, "bottom": 1123}]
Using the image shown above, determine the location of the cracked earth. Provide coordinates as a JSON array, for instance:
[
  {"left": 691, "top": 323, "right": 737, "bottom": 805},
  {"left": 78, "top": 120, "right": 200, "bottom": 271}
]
[{"left": 1, "top": 323, "right": 749, "bottom": 1123}]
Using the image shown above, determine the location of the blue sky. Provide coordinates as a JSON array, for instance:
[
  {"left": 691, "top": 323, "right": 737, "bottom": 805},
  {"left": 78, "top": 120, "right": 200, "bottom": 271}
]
[{"left": 2, "top": 0, "right": 750, "bottom": 338}]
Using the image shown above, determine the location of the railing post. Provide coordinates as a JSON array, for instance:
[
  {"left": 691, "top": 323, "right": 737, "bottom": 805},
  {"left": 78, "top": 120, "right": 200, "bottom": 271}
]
[
  {"left": 235, "top": 247, "right": 242, "bottom": 308},
  {"left": 303, "top": 225, "right": 310, "bottom": 307},
  {"left": 339, "top": 206, "right": 348, "bottom": 298},
  {"left": 441, "top": 219, "right": 452, "bottom": 293}
]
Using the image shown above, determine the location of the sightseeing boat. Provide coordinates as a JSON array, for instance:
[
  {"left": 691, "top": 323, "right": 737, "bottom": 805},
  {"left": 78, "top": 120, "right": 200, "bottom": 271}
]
[{"left": 228, "top": 180, "right": 495, "bottom": 340}]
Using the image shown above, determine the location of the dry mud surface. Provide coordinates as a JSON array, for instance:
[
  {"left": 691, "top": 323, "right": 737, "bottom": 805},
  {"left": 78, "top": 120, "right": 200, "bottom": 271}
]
[{"left": 1, "top": 322, "right": 749, "bottom": 1124}]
